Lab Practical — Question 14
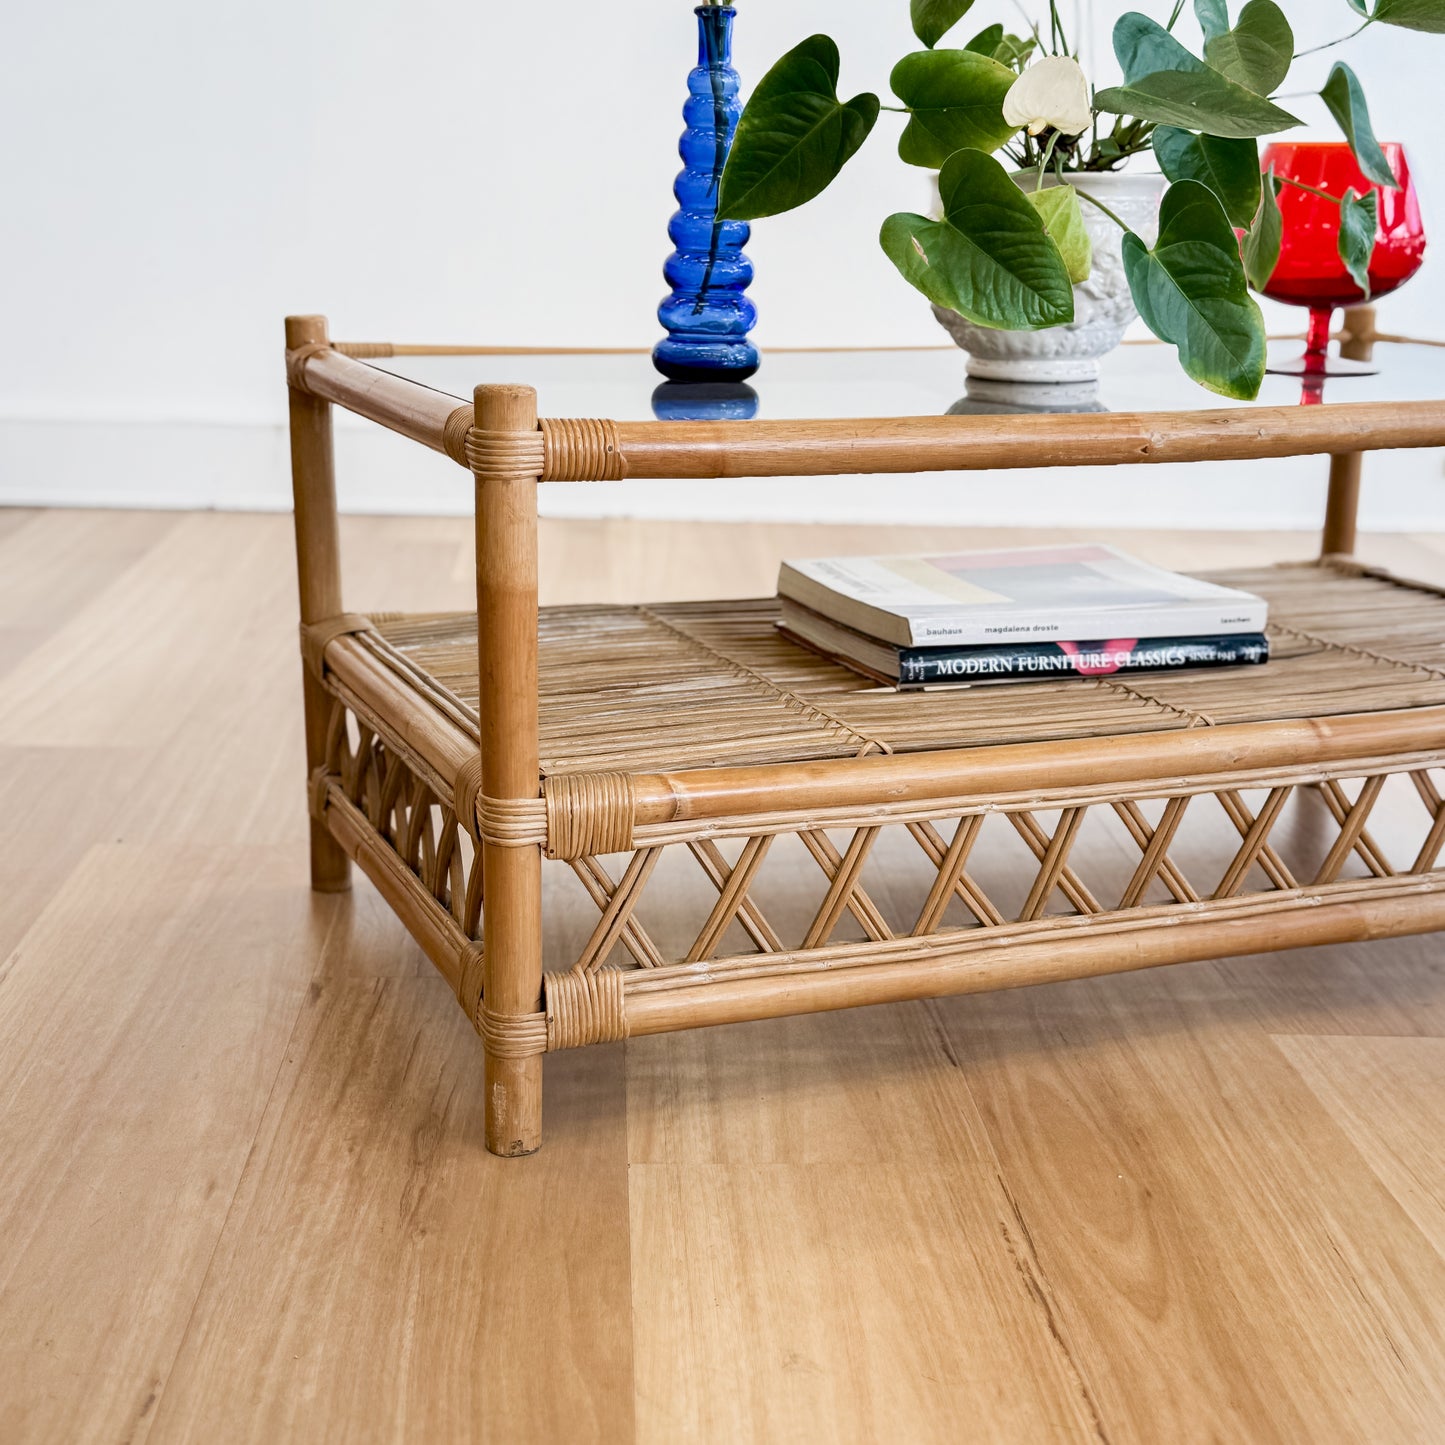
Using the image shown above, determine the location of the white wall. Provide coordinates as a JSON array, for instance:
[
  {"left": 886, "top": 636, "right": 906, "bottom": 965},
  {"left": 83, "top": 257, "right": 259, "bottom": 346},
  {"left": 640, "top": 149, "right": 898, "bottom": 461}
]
[{"left": 1, "top": 1, "right": 1441, "bottom": 527}]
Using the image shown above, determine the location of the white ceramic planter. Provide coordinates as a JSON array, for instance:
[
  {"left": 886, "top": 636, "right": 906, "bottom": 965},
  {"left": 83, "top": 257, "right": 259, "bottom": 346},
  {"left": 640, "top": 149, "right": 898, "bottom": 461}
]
[{"left": 932, "top": 169, "right": 1168, "bottom": 383}]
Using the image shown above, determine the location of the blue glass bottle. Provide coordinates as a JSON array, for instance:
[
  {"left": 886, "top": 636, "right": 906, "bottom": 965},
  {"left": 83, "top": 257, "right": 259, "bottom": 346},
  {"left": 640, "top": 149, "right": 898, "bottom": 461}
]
[{"left": 652, "top": 5, "right": 759, "bottom": 383}]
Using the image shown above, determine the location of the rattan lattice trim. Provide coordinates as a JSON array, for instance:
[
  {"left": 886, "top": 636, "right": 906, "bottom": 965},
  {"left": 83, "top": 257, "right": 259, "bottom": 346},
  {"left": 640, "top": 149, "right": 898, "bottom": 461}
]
[
  {"left": 615, "top": 872, "right": 1445, "bottom": 1005},
  {"left": 548, "top": 761, "right": 1445, "bottom": 978},
  {"left": 320, "top": 692, "right": 483, "bottom": 940}
]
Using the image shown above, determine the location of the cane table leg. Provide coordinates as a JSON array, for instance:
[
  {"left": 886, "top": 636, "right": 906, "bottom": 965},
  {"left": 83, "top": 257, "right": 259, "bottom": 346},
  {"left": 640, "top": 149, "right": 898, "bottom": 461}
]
[
  {"left": 286, "top": 314, "right": 351, "bottom": 893},
  {"left": 1321, "top": 306, "right": 1378, "bottom": 559},
  {"left": 473, "top": 384, "right": 546, "bottom": 1156}
]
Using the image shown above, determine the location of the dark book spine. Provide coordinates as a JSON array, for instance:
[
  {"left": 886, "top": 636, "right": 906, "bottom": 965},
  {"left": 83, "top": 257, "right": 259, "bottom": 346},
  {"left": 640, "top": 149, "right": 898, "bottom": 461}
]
[{"left": 896, "top": 634, "right": 1271, "bottom": 687}]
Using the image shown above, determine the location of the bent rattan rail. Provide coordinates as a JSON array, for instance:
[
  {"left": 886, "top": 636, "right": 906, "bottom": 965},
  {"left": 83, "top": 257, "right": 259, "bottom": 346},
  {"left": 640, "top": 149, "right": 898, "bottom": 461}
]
[{"left": 285, "top": 311, "right": 1445, "bottom": 1156}]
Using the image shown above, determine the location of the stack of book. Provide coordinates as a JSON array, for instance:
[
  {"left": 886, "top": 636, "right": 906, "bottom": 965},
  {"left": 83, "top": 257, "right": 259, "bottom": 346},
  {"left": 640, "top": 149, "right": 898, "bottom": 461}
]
[{"left": 777, "top": 544, "right": 1270, "bottom": 689}]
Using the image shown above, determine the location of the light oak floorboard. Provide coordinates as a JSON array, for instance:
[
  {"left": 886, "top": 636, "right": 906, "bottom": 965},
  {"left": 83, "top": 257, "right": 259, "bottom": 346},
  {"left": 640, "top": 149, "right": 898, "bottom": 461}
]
[
  {"left": 626, "top": 1000, "right": 976, "bottom": 1166},
  {"left": 629, "top": 1158, "right": 1104, "bottom": 1445},
  {"left": 1215, "top": 931, "right": 1445, "bottom": 1038},
  {"left": 1275, "top": 1033, "right": 1445, "bottom": 1257},
  {"left": 313, "top": 874, "right": 436, "bottom": 981},
  {"left": 0, "top": 511, "right": 174, "bottom": 684},
  {"left": 0, "top": 842, "right": 333, "bottom": 1445},
  {"left": 0, "top": 509, "right": 174, "bottom": 637},
  {"left": 0, "top": 746, "right": 148, "bottom": 957},
  {"left": 0, "top": 514, "right": 284, "bottom": 748},
  {"left": 625, "top": 1005, "right": 1104, "bottom": 1441},
  {"left": 2, "top": 510, "right": 1444, "bottom": 1445},
  {"left": 935, "top": 970, "right": 1445, "bottom": 1444},
  {"left": 146, "top": 979, "right": 633, "bottom": 1445}
]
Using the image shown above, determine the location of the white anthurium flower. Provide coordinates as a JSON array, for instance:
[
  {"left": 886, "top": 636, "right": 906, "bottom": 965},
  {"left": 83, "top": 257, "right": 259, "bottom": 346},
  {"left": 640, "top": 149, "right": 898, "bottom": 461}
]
[{"left": 1003, "top": 55, "right": 1093, "bottom": 138}]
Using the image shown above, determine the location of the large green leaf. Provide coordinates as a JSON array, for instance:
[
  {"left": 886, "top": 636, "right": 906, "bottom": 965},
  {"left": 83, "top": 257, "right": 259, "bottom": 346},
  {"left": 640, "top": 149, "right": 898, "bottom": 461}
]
[
  {"left": 963, "top": 23, "right": 1004, "bottom": 55},
  {"left": 1114, "top": 12, "right": 1207, "bottom": 82},
  {"left": 1094, "top": 70, "right": 1300, "bottom": 137},
  {"left": 1203, "top": 0, "right": 1293, "bottom": 95},
  {"left": 890, "top": 49, "right": 1019, "bottom": 169},
  {"left": 879, "top": 149, "right": 1075, "bottom": 329},
  {"left": 1320, "top": 63, "right": 1399, "bottom": 189},
  {"left": 1028, "top": 185, "right": 1093, "bottom": 284},
  {"left": 1373, "top": 0, "right": 1445, "bottom": 32},
  {"left": 1153, "top": 125, "right": 1261, "bottom": 227},
  {"left": 1195, "top": 0, "right": 1231, "bottom": 42},
  {"left": 1105, "top": 12, "right": 1301, "bottom": 136},
  {"left": 717, "top": 36, "right": 880, "bottom": 221},
  {"left": 1243, "top": 166, "right": 1283, "bottom": 289},
  {"left": 911, "top": 0, "right": 977, "bottom": 48},
  {"left": 1122, "top": 178, "right": 1266, "bottom": 398},
  {"left": 1338, "top": 187, "right": 1379, "bottom": 294}
]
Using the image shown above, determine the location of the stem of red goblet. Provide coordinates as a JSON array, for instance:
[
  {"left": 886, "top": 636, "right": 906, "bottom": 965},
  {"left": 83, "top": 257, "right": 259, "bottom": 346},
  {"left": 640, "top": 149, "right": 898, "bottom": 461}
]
[{"left": 1303, "top": 305, "right": 1334, "bottom": 370}]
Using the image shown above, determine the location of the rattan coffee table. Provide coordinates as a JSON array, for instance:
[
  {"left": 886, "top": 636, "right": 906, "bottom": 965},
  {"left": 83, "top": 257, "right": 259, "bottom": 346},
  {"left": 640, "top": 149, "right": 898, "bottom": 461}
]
[{"left": 285, "top": 309, "right": 1445, "bottom": 1156}]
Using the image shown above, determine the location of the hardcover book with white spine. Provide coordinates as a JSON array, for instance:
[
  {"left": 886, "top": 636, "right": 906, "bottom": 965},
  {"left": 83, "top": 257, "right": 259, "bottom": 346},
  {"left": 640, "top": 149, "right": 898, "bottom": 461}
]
[
  {"left": 777, "top": 598, "right": 1271, "bottom": 689},
  {"left": 777, "top": 543, "right": 1269, "bottom": 648}
]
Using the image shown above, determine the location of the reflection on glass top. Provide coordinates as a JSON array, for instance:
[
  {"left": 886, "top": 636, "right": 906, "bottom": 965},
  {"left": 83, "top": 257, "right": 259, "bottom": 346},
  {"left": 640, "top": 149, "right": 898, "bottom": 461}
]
[{"left": 373, "top": 339, "right": 1443, "bottom": 425}]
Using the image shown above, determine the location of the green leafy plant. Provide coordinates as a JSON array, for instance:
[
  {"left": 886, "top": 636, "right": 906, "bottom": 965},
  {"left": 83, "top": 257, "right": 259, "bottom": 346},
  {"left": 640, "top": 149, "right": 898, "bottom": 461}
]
[{"left": 718, "top": 0, "right": 1442, "bottom": 398}]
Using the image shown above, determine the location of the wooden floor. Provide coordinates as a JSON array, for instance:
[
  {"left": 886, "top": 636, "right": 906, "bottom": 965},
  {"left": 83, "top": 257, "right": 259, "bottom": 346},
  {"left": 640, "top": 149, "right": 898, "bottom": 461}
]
[{"left": 2, "top": 508, "right": 1444, "bottom": 1445}]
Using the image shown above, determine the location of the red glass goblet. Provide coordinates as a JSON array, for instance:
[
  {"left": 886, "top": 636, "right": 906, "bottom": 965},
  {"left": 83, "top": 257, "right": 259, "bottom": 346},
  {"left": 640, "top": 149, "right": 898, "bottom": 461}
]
[{"left": 1258, "top": 140, "right": 1425, "bottom": 377}]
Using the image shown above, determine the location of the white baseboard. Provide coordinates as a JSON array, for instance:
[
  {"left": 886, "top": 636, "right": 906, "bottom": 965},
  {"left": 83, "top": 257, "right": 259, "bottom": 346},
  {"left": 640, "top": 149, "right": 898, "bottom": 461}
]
[{"left": 3, "top": 415, "right": 1441, "bottom": 530}]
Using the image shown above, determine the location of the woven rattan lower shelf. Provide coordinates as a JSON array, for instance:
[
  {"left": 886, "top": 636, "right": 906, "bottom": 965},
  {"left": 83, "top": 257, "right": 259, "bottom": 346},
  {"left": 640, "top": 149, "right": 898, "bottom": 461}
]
[
  {"left": 364, "top": 559, "right": 1445, "bottom": 769},
  {"left": 304, "top": 558, "right": 1445, "bottom": 1121},
  {"left": 283, "top": 313, "right": 1445, "bottom": 1154}
]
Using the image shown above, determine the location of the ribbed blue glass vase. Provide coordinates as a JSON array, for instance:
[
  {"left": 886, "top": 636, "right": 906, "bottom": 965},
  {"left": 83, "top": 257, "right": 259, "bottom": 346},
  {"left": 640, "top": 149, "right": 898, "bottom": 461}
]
[{"left": 652, "top": 5, "right": 759, "bottom": 383}]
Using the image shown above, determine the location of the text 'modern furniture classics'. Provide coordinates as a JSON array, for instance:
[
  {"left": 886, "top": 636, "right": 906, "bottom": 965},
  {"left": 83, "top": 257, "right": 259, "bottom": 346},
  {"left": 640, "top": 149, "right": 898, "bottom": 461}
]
[{"left": 285, "top": 311, "right": 1445, "bottom": 1156}]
